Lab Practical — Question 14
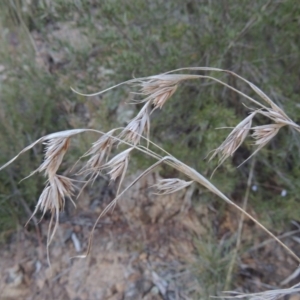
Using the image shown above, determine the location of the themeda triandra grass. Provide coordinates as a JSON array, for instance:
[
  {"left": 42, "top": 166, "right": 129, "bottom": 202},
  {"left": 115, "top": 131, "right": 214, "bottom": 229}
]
[{"left": 1, "top": 67, "right": 300, "bottom": 297}]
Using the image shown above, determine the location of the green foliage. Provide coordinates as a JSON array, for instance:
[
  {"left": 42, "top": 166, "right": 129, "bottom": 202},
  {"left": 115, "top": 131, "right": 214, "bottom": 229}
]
[
  {"left": 193, "top": 234, "right": 233, "bottom": 298},
  {"left": 0, "top": 62, "right": 68, "bottom": 233},
  {"left": 0, "top": 2, "right": 75, "bottom": 232}
]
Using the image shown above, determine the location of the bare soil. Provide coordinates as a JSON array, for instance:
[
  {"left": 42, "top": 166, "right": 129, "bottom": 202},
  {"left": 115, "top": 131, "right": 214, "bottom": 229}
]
[{"left": 1, "top": 172, "right": 300, "bottom": 300}]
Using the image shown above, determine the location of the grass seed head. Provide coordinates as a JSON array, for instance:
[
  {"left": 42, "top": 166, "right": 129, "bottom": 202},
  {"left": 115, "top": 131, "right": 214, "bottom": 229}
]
[
  {"left": 210, "top": 112, "right": 256, "bottom": 165},
  {"left": 83, "top": 129, "right": 117, "bottom": 179},
  {"left": 151, "top": 85, "right": 178, "bottom": 109},
  {"left": 153, "top": 178, "right": 193, "bottom": 195},
  {"left": 34, "top": 185, "right": 52, "bottom": 218},
  {"left": 38, "top": 137, "right": 70, "bottom": 177},
  {"left": 257, "top": 108, "right": 291, "bottom": 126},
  {"left": 33, "top": 175, "right": 75, "bottom": 217},
  {"left": 252, "top": 123, "right": 284, "bottom": 147},
  {"left": 238, "top": 123, "right": 285, "bottom": 166},
  {"left": 27, "top": 175, "right": 76, "bottom": 245},
  {"left": 136, "top": 74, "right": 198, "bottom": 109},
  {"left": 34, "top": 130, "right": 88, "bottom": 178},
  {"left": 53, "top": 175, "right": 75, "bottom": 205},
  {"left": 120, "top": 101, "right": 151, "bottom": 145},
  {"left": 104, "top": 147, "right": 133, "bottom": 182}
]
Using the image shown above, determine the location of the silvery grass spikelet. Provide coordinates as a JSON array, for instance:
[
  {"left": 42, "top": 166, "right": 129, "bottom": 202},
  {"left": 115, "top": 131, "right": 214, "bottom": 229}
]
[
  {"left": 102, "top": 147, "right": 133, "bottom": 195},
  {"left": 252, "top": 123, "right": 284, "bottom": 148},
  {"left": 38, "top": 137, "right": 70, "bottom": 177},
  {"left": 119, "top": 101, "right": 151, "bottom": 145},
  {"left": 104, "top": 147, "right": 133, "bottom": 182},
  {"left": 26, "top": 175, "right": 76, "bottom": 243},
  {"left": 234, "top": 122, "right": 286, "bottom": 167},
  {"left": 152, "top": 178, "right": 193, "bottom": 195},
  {"left": 135, "top": 74, "right": 199, "bottom": 109},
  {"left": 82, "top": 129, "right": 117, "bottom": 182},
  {"left": 209, "top": 112, "right": 256, "bottom": 173},
  {"left": 257, "top": 108, "right": 293, "bottom": 126}
]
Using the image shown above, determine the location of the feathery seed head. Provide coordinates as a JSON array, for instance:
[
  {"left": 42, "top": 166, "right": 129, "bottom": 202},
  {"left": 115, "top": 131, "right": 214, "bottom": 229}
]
[
  {"left": 87, "top": 129, "right": 117, "bottom": 156},
  {"left": 53, "top": 175, "right": 75, "bottom": 204},
  {"left": 210, "top": 112, "right": 256, "bottom": 165},
  {"left": 152, "top": 85, "right": 177, "bottom": 109},
  {"left": 153, "top": 178, "right": 193, "bottom": 195},
  {"left": 27, "top": 175, "right": 76, "bottom": 245},
  {"left": 120, "top": 102, "right": 151, "bottom": 145},
  {"left": 38, "top": 137, "right": 70, "bottom": 177},
  {"left": 136, "top": 74, "right": 198, "bottom": 109},
  {"left": 34, "top": 129, "right": 88, "bottom": 178},
  {"left": 257, "top": 108, "right": 290, "bottom": 126},
  {"left": 35, "top": 185, "right": 52, "bottom": 217},
  {"left": 83, "top": 129, "right": 117, "bottom": 179},
  {"left": 104, "top": 147, "right": 133, "bottom": 182},
  {"left": 252, "top": 123, "right": 284, "bottom": 147},
  {"left": 237, "top": 123, "right": 286, "bottom": 166},
  {"left": 34, "top": 175, "right": 75, "bottom": 217}
]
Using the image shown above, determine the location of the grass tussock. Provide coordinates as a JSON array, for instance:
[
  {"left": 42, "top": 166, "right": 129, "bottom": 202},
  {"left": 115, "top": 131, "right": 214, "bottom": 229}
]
[{"left": 0, "top": 67, "right": 300, "bottom": 299}]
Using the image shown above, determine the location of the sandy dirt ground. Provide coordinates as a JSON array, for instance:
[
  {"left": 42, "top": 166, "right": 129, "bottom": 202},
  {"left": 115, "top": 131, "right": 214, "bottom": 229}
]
[{"left": 1, "top": 172, "right": 300, "bottom": 300}]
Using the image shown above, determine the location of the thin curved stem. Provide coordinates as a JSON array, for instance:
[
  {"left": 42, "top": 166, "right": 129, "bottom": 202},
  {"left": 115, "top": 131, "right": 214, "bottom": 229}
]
[{"left": 168, "top": 157, "right": 300, "bottom": 263}]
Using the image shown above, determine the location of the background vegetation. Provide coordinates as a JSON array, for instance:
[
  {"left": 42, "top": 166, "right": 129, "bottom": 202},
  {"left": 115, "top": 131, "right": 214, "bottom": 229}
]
[{"left": 0, "top": 0, "right": 300, "bottom": 297}]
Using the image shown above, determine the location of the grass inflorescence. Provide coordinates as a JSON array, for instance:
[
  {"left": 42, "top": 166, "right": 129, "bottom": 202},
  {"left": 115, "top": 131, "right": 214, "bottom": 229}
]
[{"left": 1, "top": 67, "right": 300, "bottom": 299}]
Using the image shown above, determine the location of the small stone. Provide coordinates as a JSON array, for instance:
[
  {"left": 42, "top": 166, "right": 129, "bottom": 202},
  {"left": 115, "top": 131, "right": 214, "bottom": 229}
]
[
  {"left": 252, "top": 185, "right": 258, "bottom": 192},
  {"left": 150, "top": 286, "right": 159, "bottom": 295},
  {"left": 281, "top": 189, "right": 287, "bottom": 197}
]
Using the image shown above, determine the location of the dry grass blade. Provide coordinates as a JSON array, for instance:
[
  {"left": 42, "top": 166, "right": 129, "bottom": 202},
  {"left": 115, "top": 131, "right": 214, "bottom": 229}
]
[
  {"left": 168, "top": 67, "right": 275, "bottom": 106},
  {"left": 221, "top": 283, "right": 300, "bottom": 299},
  {"left": 257, "top": 108, "right": 299, "bottom": 129},
  {"left": 224, "top": 159, "right": 256, "bottom": 290},
  {"left": 247, "top": 82, "right": 279, "bottom": 110},
  {"left": 70, "top": 78, "right": 135, "bottom": 97},
  {"left": 163, "top": 156, "right": 300, "bottom": 263},
  {"left": 152, "top": 178, "right": 193, "bottom": 195}
]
